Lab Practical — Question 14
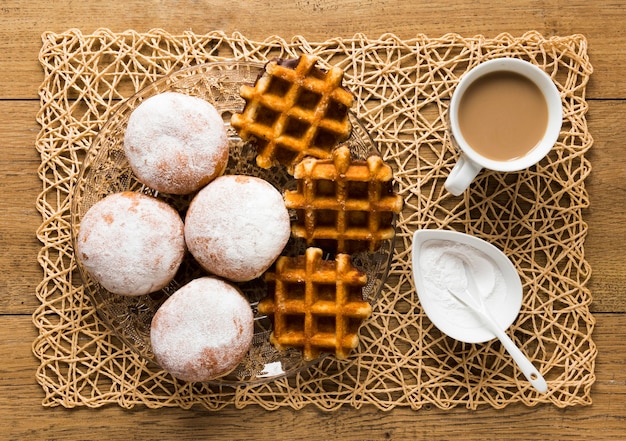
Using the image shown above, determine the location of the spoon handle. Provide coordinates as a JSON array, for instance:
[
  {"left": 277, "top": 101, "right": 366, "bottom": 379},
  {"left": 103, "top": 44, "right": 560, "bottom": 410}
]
[
  {"left": 445, "top": 257, "right": 548, "bottom": 393},
  {"left": 460, "top": 260, "right": 548, "bottom": 394},
  {"left": 482, "top": 312, "right": 548, "bottom": 393},
  {"left": 447, "top": 287, "right": 549, "bottom": 393}
]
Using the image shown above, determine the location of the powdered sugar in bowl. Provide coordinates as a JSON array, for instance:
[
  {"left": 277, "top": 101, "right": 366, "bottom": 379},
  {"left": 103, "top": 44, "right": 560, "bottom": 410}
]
[{"left": 411, "top": 230, "right": 523, "bottom": 343}]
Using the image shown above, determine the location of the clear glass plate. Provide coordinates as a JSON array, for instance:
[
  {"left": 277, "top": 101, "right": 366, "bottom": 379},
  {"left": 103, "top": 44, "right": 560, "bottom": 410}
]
[{"left": 70, "top": 61, "right": 396, "bottom": 385}]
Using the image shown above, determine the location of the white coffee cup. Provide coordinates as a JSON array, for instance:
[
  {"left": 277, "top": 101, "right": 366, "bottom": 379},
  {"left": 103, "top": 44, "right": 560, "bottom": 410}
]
[{"left": 444, "top": 58, "right": 562, "bottom": 196}]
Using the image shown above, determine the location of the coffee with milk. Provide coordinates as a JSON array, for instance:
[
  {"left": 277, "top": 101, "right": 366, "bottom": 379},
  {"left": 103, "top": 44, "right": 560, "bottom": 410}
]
[{"left": 457, "top": 71, "right": 548, "bottom": 162}]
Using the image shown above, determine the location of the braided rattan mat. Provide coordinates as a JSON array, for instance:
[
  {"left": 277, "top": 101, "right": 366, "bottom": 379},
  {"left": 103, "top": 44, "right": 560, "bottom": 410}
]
[{"left": 33, "top": 29, "right": 596, "bottom": 410}]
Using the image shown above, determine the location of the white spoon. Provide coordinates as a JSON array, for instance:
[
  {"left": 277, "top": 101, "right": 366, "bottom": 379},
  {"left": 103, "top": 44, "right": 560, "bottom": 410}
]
[{"left": 446, "top": 256, "right": 548, "bottom": 394}]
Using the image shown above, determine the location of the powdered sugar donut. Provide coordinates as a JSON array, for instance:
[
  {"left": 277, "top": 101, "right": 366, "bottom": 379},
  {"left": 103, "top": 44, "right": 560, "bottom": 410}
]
[
  {"left": 76, "top": 191, "right": 185, "bottom": 296},
  {"left": 124, "top": 92, "right": 229, "bottom": 195},
  {"left": 150, "top": 276, "right": 254, "bottom": 382},
  {"left": 184, "top": 175, "right": 291, "bottom": 282}
]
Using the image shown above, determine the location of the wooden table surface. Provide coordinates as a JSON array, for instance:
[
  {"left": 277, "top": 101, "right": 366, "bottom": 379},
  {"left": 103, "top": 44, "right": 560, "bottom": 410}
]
[{"left": 2, "top": 1, "right": 625, "bottom": 439}]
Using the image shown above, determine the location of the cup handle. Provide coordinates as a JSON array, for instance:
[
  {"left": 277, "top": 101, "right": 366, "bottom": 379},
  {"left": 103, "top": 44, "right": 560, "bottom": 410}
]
[{"left": 444, "top": 154, "right": 483, "bottom": 196}]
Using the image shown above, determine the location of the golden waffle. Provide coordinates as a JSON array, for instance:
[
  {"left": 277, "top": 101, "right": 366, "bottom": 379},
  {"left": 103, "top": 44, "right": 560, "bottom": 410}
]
[
  {"left": 258, "top": 247, "right": 372, "bottom": 361},
  {"left": 284, "top": 146, "right": 404, "bottom": 254},
  {"left": 231, "top": 54, "right": 354, "bottom": 171}
]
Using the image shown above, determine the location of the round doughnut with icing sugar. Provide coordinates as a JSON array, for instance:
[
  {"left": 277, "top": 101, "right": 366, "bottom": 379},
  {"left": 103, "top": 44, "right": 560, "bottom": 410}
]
[
  {"left": 124, "top": 91, "right": 229, "bottom": 195},
  {"left": 150, "top": 276, "right": 254, "bottom": 382},
  {"left": 76, "top": 191, "right": 186, "bottom": 296},
  {"left": 184, "top": 175, "right": 291, "bottom": 282}
]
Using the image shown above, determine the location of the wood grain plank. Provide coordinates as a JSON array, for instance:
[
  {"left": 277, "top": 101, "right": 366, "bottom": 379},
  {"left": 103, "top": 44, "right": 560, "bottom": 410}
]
[
  {"left": 585, "top": 99, "right": 626, "bottom": 313},
  {"left": 0, "top": 101, "right": 43, "bottom": 313},
  {"left": 3, "top": 314, "right": 622, "bottom": 440},
  {"left": 0, "top": 0, "right": 624, "bottom": 99}
]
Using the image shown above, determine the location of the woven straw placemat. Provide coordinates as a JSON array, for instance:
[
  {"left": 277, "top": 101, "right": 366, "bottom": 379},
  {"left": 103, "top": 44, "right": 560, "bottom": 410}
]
[{"left": 33, "top": 29, "right": 596, "bottom": 410}]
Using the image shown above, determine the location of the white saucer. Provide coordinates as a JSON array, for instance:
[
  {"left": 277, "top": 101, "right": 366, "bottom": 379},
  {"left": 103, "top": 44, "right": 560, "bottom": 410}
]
[{"left": 411, "top": 230, "right": 523, "bottom": 343}]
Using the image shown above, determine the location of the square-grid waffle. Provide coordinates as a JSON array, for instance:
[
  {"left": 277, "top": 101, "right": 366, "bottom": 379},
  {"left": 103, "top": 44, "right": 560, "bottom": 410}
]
[
  {"left": 258, "top": 247, "right": 372, "bottom": 361},
  {"left": 231, "top": 54, "right": 354, "bottom": 171},
  {"left": 284, "top": 145, "right": 404, "bottom": 254}
]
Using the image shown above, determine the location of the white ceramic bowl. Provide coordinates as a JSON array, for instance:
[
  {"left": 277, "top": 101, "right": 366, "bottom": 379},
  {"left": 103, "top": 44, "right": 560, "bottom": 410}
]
[{"left": 411, "top": 229, "right": 523, "bottom": 343}]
